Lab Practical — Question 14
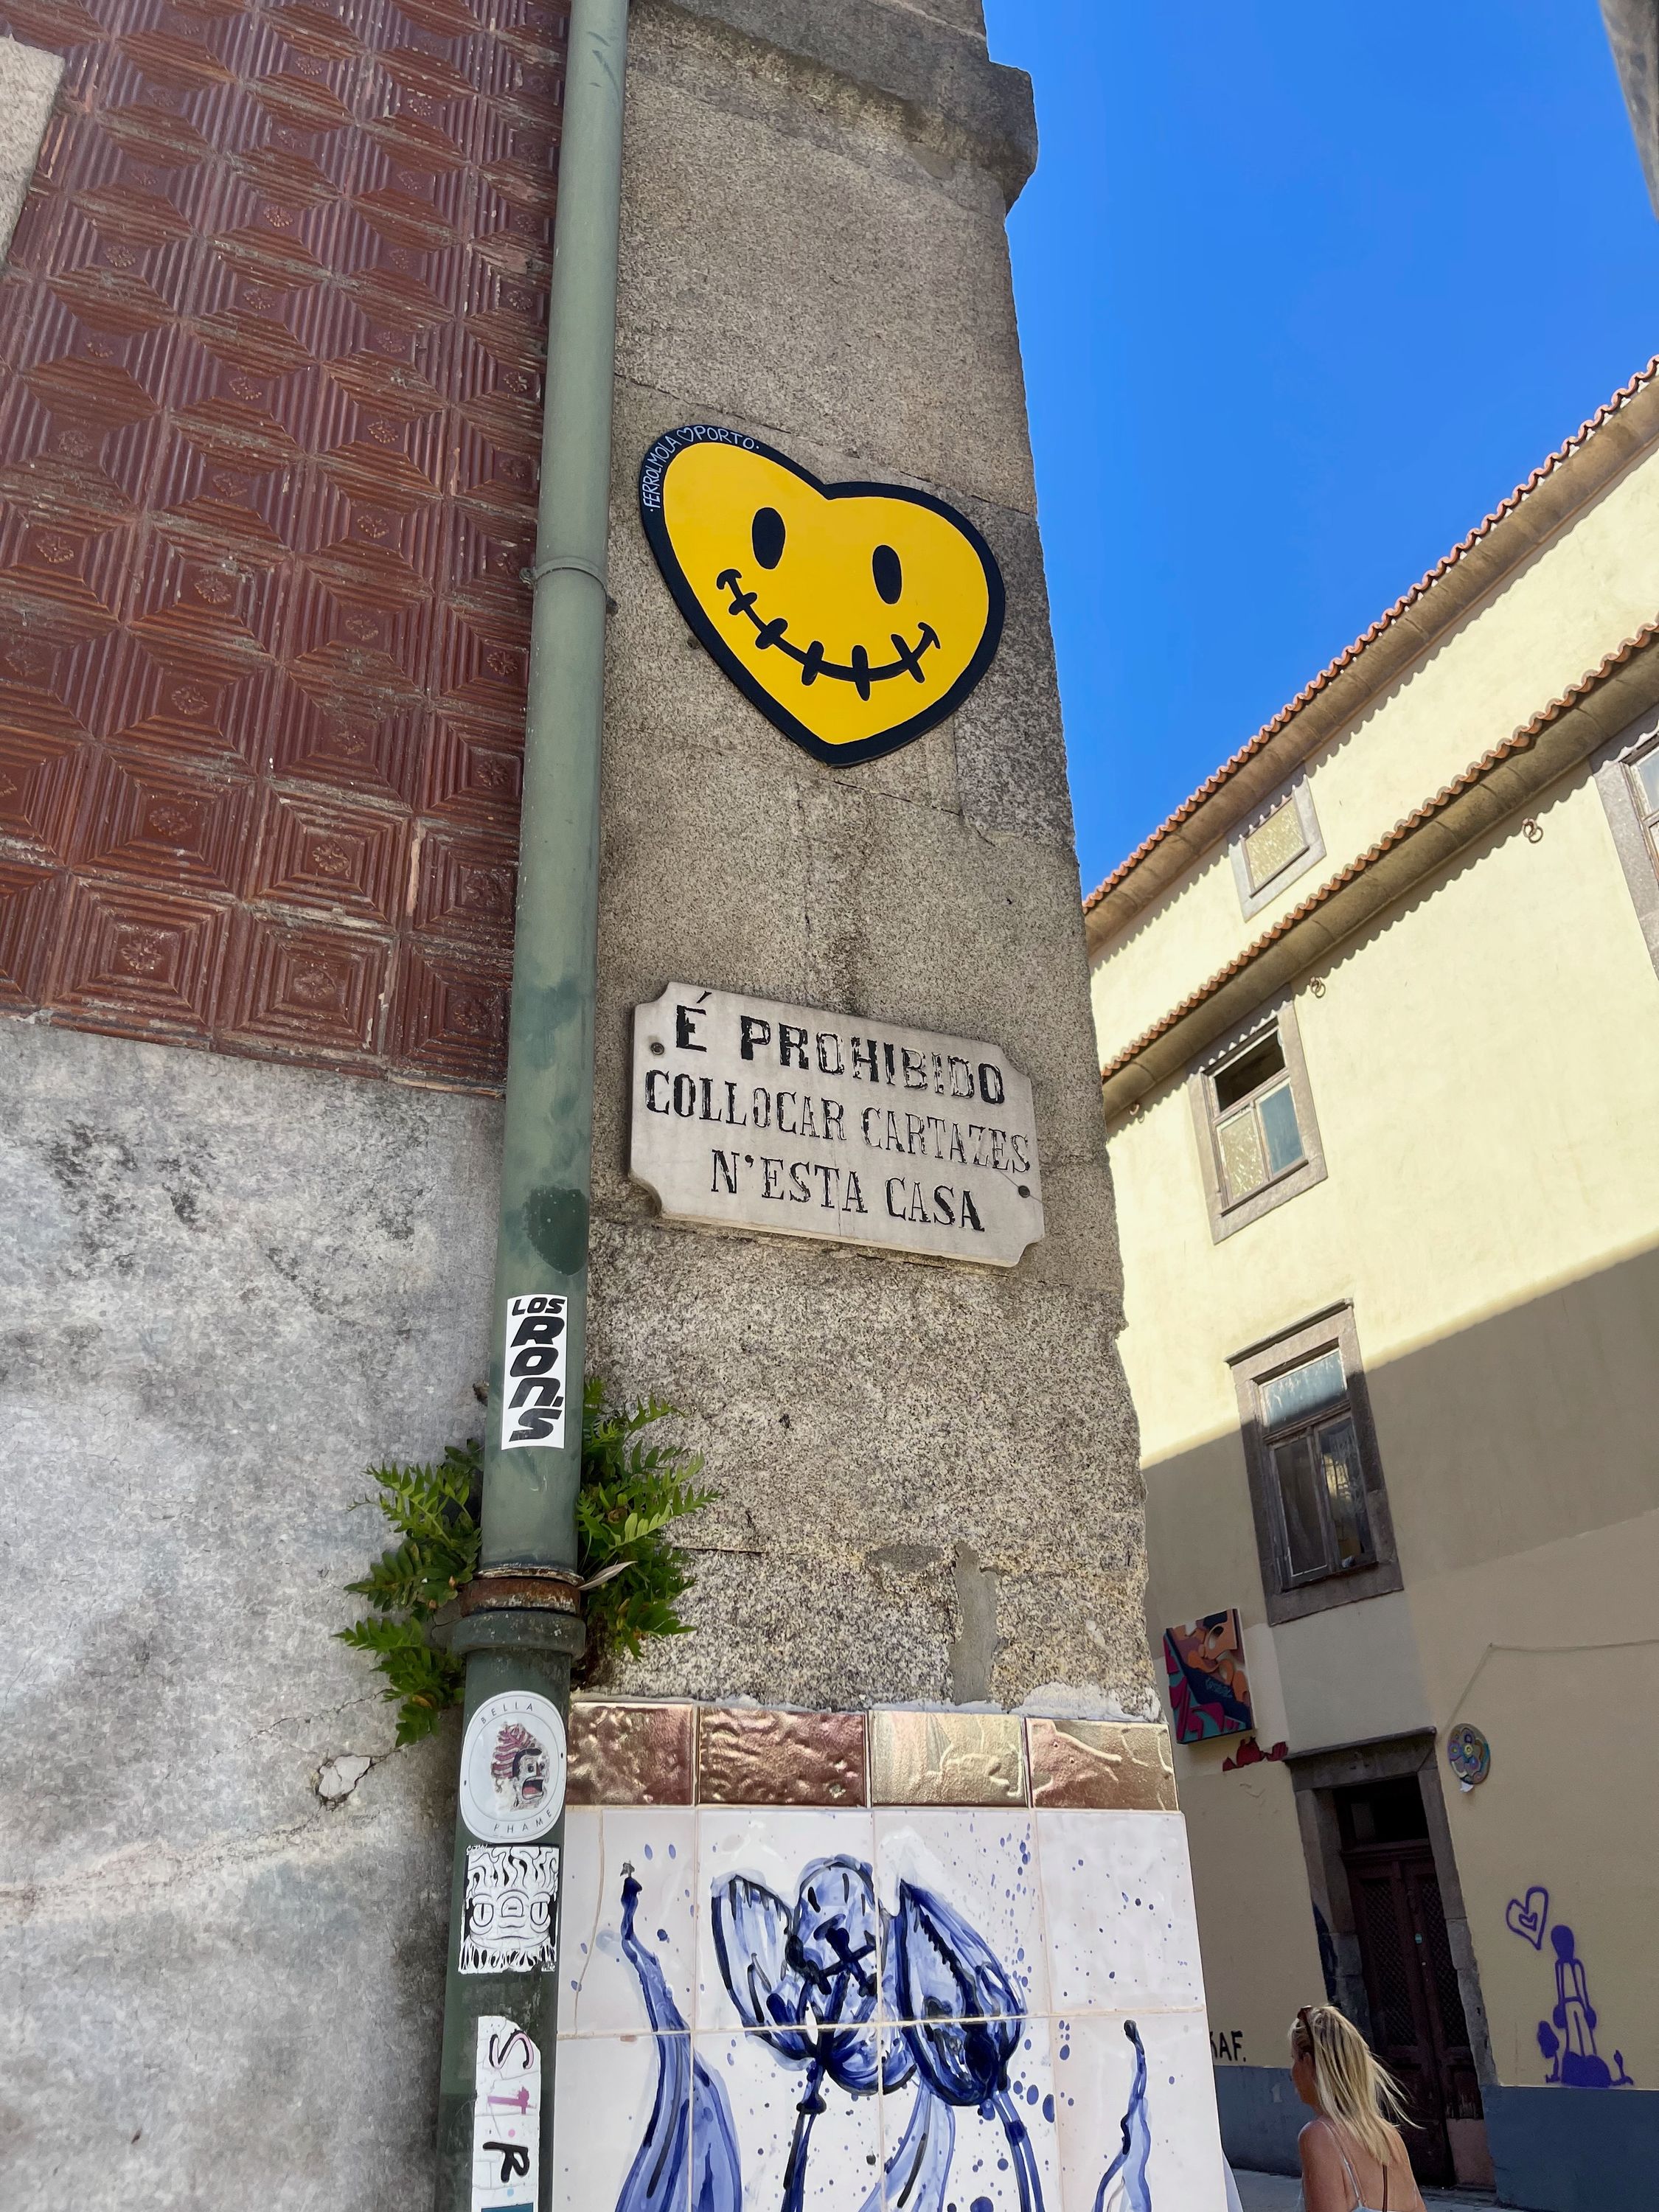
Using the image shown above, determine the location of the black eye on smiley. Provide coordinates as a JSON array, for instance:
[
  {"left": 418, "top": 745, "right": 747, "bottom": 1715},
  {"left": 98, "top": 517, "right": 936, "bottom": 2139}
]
[
  {"left": 718, "top": 508, "right": 936, "bottom": 703},
  {"left": 752, "top": 506, "right": 786, "bottom": 568}
]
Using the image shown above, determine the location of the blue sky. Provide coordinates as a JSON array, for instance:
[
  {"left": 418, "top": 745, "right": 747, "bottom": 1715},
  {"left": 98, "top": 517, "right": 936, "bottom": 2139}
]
[{"left": 981, "top": 2, "right": 1659, "bottom": 894}]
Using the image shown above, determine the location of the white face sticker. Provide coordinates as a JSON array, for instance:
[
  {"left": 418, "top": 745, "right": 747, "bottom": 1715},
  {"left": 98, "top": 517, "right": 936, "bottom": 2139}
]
[
  {"left": 461, "top": 1845, "right": 560, "bottom": 1975},
  {"left": 459, "top": 1691, "right": 567, "bottom": 1843},
  {"left": 501, "top": 1293, "right": 568, "bottom": 1450},
  {"left": 473, "top": 2015, "right": 540, "bottom": 2211}
]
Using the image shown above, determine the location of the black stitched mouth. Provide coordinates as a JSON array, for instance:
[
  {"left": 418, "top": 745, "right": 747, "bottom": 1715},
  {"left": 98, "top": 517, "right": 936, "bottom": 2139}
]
[{"left": 714, "top": 566, "right": 939, "bottom": 702}]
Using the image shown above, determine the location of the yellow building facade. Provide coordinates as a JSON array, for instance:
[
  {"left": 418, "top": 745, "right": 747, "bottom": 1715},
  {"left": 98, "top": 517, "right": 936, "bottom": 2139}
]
[{"left": 1086, "top": 363, "right": 1659, "bottom": 2211}]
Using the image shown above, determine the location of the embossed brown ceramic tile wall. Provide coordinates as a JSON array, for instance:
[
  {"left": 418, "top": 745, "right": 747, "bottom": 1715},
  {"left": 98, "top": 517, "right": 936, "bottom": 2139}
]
[
  {"left": 567, "top": 1700, "right": 696, "bottom": 1807},
  {"left": 1025, "top": 1717, "right": 1179, "bottom": 1812},
  {"left": 0, "top": 0, "right": 566, "bottom": 1088},
  {"left": 566, "top": 1702, "right": 1182, "bottom": 1810},
  {"left": 869, "top": 1708, "right": 1026, "bottom": 1806},
  {"left": 697, "top": 1706, "right": 869, "bottom": 1807}
]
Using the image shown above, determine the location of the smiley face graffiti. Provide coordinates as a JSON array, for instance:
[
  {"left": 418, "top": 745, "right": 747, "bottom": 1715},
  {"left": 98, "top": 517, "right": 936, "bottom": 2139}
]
[{"left": 639, "top": 425, "right": 1005, "bottom": 766}]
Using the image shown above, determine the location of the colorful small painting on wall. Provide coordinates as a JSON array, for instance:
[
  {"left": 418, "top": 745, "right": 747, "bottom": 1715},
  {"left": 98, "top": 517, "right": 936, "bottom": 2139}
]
[{"left": 1162, "top": 1612, "right": 1253, "bottom": 1745}]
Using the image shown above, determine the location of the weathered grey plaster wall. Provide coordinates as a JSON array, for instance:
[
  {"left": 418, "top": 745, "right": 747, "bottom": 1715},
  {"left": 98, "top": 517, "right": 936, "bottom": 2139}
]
[
  {"left": 586, "top": 0, "right": 1145, "bottom": 1715},
  {"left": 0, "top": 1020, "right": 499, "bottom": 2206}
]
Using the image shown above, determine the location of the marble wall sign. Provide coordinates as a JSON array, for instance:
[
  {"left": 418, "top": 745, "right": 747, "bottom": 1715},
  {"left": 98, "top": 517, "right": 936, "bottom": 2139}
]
[{"left": 630, "top": 984, "right": 1044, "bottom": 1267}]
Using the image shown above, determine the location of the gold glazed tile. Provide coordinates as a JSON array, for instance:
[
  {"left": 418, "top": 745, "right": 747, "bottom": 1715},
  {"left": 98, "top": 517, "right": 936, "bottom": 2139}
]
[
  {"left": 1025, "top": 1718, "right": 1178, "bottom": 1812},
  {"left": 697, "top": 1707, "right": 868, "bottom": 1805},
  {"left": 869, "top": 1710, "right": 1027, "bottom": 1806},
  {"left": 567, "top": 1700, "right": 695, "bottom": 1806}
]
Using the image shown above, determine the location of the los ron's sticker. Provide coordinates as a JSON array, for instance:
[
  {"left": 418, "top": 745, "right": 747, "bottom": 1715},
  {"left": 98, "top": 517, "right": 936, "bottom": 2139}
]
[
  {"left": 460, "top": 1691, "right": 567, "bottom": 1843},
  {"left": 460, "top": 1844, "right": 560, "bottom": 1974},
  {"left": 501, "top": 1293, "right": 566, "bottom": 1450},
  {"left": 639, "top": 425, "right": 1004, "bottom": 767},
  {"left": 472, "top": 2015, "right": 540, "bottom": 2211}
]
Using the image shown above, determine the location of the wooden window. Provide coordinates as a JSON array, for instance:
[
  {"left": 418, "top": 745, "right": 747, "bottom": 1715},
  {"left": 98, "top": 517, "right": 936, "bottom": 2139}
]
[
  {"left": 1230, "top": 778, "right": 1326, "bottom": 917},
  {"left": 1189, "top": 1003, "right": 1326, "bottom": 1240},
  {"left": 1259, "top": 1348, "right": 1373, "bottom": 1582},
  {"left": 1593, "top": 712, "right": 1659, "bottom": 984},
  {"left": 1626, "top": 742, "right": 1659, "bottom": 861},
  {"left": 1213, "top": 1028, "right": 1304, "bottom": 1200},
  {"left": 1231, "top": 1305, "right": 1402, "bottom": 1624}
]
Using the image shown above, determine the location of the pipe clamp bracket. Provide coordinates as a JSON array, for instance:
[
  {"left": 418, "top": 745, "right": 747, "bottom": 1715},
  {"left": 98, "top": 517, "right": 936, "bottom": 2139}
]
[{"left": 527, "top": 552, "right": 610, "bottom": 591}]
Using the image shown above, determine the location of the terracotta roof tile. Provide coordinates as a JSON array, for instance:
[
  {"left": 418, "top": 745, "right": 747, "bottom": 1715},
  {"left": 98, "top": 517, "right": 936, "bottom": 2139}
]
[
  {"left": 1082, "top": 355, "right": 1659, "bottom": 920},
  {"left": 1099, "top": 616, "right": 1659, "bottom": 1085}
]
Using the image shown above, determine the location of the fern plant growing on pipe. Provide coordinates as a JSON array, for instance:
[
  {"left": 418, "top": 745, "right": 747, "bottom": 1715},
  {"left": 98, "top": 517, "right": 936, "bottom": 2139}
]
[{"left": 339, "top": 1378, "right": 716, "bottom": 1743}]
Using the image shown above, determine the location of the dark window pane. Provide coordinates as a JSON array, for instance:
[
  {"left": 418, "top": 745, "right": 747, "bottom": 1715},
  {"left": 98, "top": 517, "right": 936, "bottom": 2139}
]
[
  {"left": 1318, "top": 1414, "right": 1372, "bottom": 1565},
  {"left": 1218, "top": 1107, "right": 1266, "bottom": 1201},
  {"left": 1272, "top": 1433, "right": 1328, "bottom": 1576},
  {"left": 1339, "top": 1780, "right": 1428, "bottom": 1847},
  {"left": 1259, "top": 1349, "right": 1345, "bottom": 1433},
  {"left": 1214, "top": 1029, "right": 1287, "bottom": 1110},
  {"left": 1259, "top": 1079, "right": 1304, "bottom": 1176}
]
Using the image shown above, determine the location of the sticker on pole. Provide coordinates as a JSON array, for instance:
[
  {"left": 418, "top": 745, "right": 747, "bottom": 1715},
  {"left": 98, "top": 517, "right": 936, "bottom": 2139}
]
[
  {"left": 460, "top": 1691, "right": 567, "bottom": 1843},
  {"left": 473, "top": 2016, "right": 539, "bottom": 2211},
  {"left": 461, "top": 1845, "right": 560, "bottom": 1974},
  {"left": 501, "top": 1293, "right": 567, "bottom": 1450}
]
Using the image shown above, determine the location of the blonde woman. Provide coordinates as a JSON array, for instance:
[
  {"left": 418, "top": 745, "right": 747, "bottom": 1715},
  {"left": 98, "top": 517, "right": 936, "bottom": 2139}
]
[{"left": 1290, "top": 2006, "right": 1427, "bottom": 2212}]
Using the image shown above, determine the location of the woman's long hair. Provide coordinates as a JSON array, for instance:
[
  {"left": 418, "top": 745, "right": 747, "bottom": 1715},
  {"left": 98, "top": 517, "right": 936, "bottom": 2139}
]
[{"left": 1289, "top": 2004, "right": 1412, "bottom": 2170}]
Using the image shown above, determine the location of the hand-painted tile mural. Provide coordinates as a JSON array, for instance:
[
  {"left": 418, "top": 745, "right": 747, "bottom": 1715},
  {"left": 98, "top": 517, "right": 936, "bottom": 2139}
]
[{"left": 554, "top": 1714, "right": 1223, "bottom": 2212}]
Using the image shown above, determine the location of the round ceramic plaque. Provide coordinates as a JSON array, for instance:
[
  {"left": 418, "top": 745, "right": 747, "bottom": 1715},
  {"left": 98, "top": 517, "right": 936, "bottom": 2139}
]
[
  {"left": 1446, "top": 1722, "right": 1490, "bottom": 1789},
  {"left": 459, "top": 1691, "right": 567, "bottom": 1842}
]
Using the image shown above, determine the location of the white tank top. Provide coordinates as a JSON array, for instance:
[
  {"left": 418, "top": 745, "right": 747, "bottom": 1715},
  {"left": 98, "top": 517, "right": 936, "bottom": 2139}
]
[{"left": 1300, "top": 2120, "right": 1391, "bottom": 2212}]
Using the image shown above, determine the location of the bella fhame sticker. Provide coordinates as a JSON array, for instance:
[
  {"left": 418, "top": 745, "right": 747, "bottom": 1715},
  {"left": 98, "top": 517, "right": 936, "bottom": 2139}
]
[
  {"left": 640, "top": 425, "right": 1004, "bottom": 767},
  {"left": 501, "top": 1293, "right": 566, "bottom": 1450},
  {"left": 459, "top": 1691, "right": 566, "bottom": 1844},
  {"left": 472, "top": 2017, "right": 539, "bottom": 2212}
]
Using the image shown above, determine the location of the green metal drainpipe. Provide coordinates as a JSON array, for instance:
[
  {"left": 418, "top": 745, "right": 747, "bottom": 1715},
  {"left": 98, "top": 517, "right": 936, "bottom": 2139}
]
[{"left": 433, "top": 1, "right": 630, "bottom": 2204}]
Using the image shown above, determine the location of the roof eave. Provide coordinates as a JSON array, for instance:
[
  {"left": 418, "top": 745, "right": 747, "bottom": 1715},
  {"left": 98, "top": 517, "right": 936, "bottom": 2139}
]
[
  {"left": 1084, "top": 357, "right": 1659, "bottom": 960},
  {"left": 1099, "top": 616, "right": 1659, "bottom": 1119}
]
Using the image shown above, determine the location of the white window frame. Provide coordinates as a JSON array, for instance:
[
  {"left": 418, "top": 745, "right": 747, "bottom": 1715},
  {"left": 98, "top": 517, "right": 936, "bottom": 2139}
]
[
  {"left": 1229, "top": 776, "right": 1326, "bottom": 919},
  {"left": 1188, "top": 1000, "right": 1327, "bottom": 1242}
]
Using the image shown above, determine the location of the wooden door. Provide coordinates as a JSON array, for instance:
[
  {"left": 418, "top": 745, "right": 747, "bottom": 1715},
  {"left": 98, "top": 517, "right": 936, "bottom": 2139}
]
[{"left": 1343, "top": 1838, "right": 1480, "bottom": 2188}]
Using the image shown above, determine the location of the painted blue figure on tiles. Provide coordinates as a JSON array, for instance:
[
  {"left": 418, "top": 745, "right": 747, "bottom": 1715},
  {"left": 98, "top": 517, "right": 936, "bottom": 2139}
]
[
  {"left": 1093, "top": 2020, "right": 1152, "bottom": 2212},
  {"left": 616, "top": 1865, "right": 743, "bottom": 2212},
  {"left": 618, "top": 1855, "right": 1158, "bottom": 2212},
  {"left": 854, "top": 2070, "right": 955, "bottom": 2212},
  {"left": 891, "top": 1882, "right": 1047, "bottom": 2212},
  {"left": 1538, "top": 1925, "right": 1634, "bottom": 2088},
  {"left": 711, "top": 1857, "right": 914, "bottom": 2212}
]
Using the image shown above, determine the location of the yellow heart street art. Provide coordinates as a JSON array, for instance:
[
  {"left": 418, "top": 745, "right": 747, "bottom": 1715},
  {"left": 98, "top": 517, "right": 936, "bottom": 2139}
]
[{"left": 639, "top": 425, "right": 1006, "bottom": 765}]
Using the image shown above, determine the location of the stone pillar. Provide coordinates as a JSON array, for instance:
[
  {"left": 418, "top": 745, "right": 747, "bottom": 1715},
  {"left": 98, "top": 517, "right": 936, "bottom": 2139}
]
[
  {"left": 589, "top": 0, "right": 1147, "bottom": 1720},
  {"left": 551, "top": 12, "right": 1227, "bottom": 2207}
]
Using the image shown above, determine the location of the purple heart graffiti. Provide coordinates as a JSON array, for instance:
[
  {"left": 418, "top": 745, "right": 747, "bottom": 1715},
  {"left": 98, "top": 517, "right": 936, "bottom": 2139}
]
[{"left": 1506, "top": 1887, "right": 1548, "bottom": 1948}]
